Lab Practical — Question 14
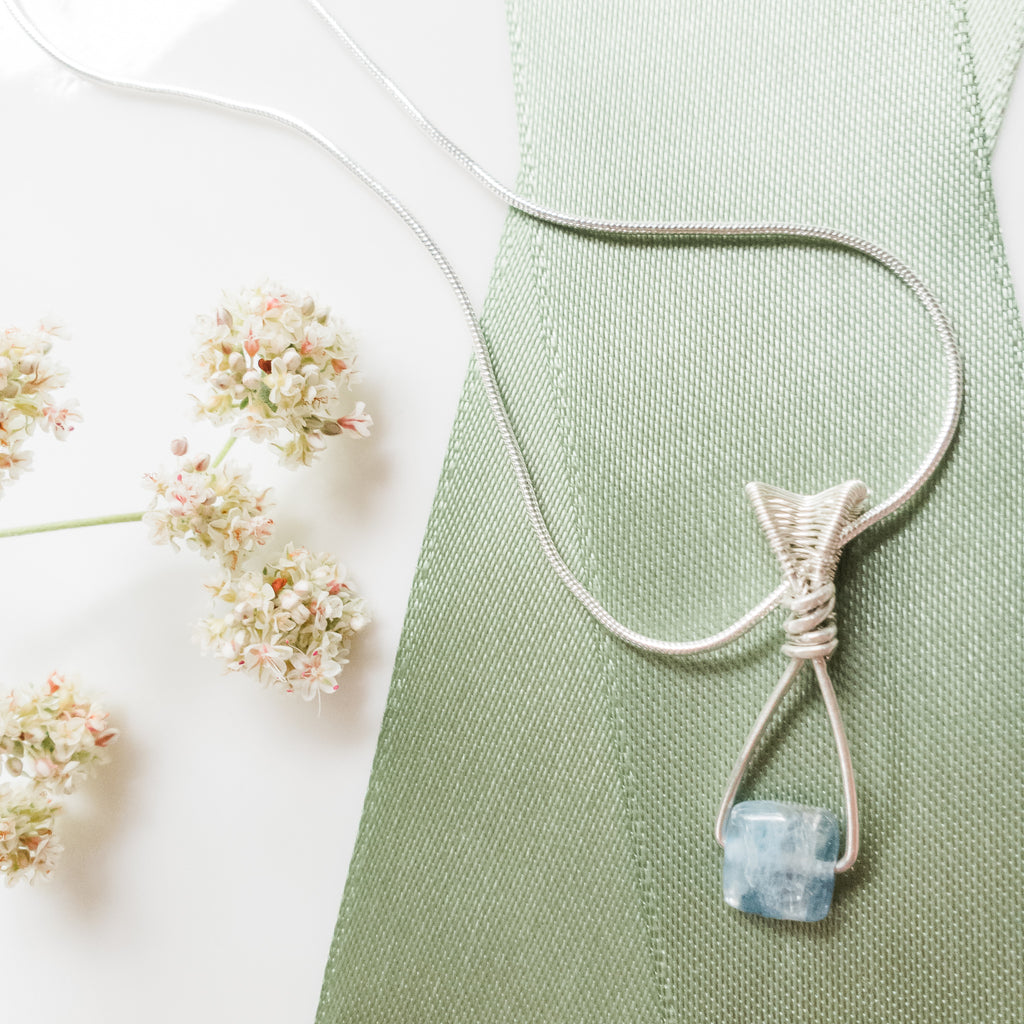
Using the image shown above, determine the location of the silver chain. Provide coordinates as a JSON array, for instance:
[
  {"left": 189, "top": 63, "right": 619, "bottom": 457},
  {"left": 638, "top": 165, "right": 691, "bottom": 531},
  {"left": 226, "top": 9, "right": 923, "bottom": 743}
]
[{"left": 7, "top": 0, "right": 964, "bottom": 656}]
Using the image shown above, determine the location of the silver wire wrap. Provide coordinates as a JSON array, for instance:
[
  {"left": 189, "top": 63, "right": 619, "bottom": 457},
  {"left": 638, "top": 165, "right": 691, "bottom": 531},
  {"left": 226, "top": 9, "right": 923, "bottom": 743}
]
[
  {"left": 6, "top": 0, "right": 963, "bottom": 659},
  {"left": 782, "top": 584, "right": 839, "bottom": 660}
]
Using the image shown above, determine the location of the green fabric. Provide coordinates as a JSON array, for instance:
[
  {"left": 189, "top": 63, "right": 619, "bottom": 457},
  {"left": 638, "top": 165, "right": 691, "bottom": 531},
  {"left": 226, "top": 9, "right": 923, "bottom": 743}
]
[
  {"left": 316, "top": 1, "right": 1024, "bottom": 1020},
  {"left": 966, "top": 0, "right": 1024, "bottom": 148}
]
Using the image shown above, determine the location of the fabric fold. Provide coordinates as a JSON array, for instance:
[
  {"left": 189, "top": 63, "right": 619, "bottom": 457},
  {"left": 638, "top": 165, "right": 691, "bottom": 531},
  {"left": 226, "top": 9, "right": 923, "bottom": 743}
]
[{"left": 966, "top": 0, "right": 1024, "bottom": 149}]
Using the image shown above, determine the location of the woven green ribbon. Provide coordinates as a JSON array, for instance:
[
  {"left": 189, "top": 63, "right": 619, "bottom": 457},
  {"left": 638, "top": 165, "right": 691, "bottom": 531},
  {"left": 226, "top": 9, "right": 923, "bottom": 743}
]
[{"left": 316, "top": 1, "right": 1024, "bottom": 1020}]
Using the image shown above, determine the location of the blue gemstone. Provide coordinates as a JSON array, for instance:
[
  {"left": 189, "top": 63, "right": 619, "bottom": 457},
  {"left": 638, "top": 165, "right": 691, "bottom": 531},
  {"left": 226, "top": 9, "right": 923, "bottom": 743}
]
[{"left": 723, "top": 800, "right": 839, "bottom": 922}]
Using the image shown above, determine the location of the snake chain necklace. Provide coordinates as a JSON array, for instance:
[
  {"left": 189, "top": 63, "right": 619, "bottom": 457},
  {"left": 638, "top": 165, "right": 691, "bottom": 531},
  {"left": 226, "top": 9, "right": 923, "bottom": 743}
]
[{"left": 7, "top": 0, "right": 963, "bottom": 922}]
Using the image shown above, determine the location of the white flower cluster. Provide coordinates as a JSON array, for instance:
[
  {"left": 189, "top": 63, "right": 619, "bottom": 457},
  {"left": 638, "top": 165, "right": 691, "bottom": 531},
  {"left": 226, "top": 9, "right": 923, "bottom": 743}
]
[
  {"left": 200, "top": 545, "right": 369, "bottom": 701},
  {"left": 0, "top": 673, "right": 117, "bottom": 885},
  {"left": 146, "top": 283, "right": 372, "bottom": 700},
  {"left": 0, "top": 319, "right": 81, "bottom": 495},
  {"left": 144, "top": 437, "right": 370, "bottom": 699},
  {"left": 0, "top": 785, "right": 61, "bottom": 886},
  {"left": 143, "top": 454, "right": 274, "bottom": 569},
  {"left": 192, "top": 283, "right": 372, "bottom": 467}
]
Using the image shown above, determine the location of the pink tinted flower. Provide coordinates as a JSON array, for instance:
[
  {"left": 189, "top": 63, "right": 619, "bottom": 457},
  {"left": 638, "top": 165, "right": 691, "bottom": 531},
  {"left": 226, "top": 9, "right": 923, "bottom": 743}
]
[
  {"left": 199, "top": 545, "right": 369, "bottom": 700},
  {"left": 192, "top": 282, "right": 370, "bottom": 467},
  {"left": 0, "top": 784, "right": 63, "bottom": 886},
  {"left": 0, "top": 320, "right": 79, "bottom": 494},
  {"left": 144, "top": 459, "right": 274, "bottom": 569},
  {"left": 337, "top": 401, "right": 372, "bottom": 438},
  {"left": 40, "top": 400, "right": 82, "bottom": 439},
  {"left": 0, "top": 675, "right": 117, "bottom": 795}
]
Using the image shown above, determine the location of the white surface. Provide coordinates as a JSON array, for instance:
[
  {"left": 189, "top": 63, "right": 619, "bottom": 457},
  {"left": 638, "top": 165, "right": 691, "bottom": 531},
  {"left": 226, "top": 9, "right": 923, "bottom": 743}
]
[
  {"left": 0, "top": 4, "right": 1021, "bottom": 1021},
  {"left": 0, "top": 2, "right": 517, "bottom": 1020}
]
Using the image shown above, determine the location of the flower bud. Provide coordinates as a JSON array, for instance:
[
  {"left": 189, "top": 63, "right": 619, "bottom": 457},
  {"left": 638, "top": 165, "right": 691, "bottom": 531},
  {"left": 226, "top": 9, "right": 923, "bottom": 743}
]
[
  {"left": 193, "top": 454, "right": 211, "bottom": 472},
  {"left": 18, "top": 355, "right": 39, "bottom": 376},
  {"left": 216, "top": 308, "right": 234, "bottom": 329},
  {"left": 301, "top": 296, "right": 316, "bottom": 317},
  {"left": 242, "top": 370, "right": 262, "bottom": 391},
  {"left": 228, "top": 352, "right": 246, "bottom": 373},
  {"left": 170, "top": 437, "right": 189, "bottom": 456},
  {"left": 282, "top": 349, "right": 300, "bottom": 373}
]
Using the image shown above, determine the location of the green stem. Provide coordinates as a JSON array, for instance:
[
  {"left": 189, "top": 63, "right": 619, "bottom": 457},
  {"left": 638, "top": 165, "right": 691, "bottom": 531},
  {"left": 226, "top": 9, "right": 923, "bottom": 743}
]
[
  {"left": 210, "top": 436, "right": 237, "bottom": 469},
  {"left": 0, "top": 511, "right": 145, "bottom": 539},
  {"left": 0, "top": 436, "right": 238, "bottom": 540}
]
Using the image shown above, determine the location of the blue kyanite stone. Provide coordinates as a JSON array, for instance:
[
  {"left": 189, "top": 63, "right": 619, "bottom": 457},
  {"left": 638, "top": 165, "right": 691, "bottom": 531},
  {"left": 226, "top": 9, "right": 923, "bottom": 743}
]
[{"left": 723, "top": 800, "right": 840, "bottom": 922}]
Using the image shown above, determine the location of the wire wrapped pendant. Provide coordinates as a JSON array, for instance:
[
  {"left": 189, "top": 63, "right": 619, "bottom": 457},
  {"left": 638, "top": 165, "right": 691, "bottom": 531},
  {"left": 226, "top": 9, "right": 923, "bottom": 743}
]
[{"left": 717, "top": 480, "right": 867, "bottom": 921}]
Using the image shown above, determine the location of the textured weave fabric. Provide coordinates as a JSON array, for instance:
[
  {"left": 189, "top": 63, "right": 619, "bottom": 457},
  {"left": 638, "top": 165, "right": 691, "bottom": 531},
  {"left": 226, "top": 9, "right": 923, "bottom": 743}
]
[
  {"left": 966, "top": 0, "right": 1024, "bottom": 146},
  {"left": 316, "top": 1, "right": 1024, "bottom": 1020}
]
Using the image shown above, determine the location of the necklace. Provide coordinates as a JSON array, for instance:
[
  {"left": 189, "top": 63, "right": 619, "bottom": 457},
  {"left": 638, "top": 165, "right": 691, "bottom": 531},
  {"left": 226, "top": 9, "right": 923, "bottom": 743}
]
[{"left": 7, "top": 0, "right": 964, "bottom": 923}]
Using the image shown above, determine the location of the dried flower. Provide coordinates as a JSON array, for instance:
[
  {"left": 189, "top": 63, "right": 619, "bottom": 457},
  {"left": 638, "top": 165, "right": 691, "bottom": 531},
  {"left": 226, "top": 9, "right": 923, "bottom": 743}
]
[
  {"left": 191, "top": 282, "right": 372, "bottom": 467},
  {"left": 0, "top": 674, "right": 116, "bottom": 885},
  {"left": 200, "top": 544, "right": 369, "bottom": 700},
  {"left": 143, "top": 456, "right": 274, "bottom": 569},
  {"left": 0, "top": 672, "right": 118, "bottom": 795},
  {"left": 0, "top": 784, "right": 63, "bottom": 886},
  {"left": 0, "top": 319, "right": 80, "bottom": 496},
  {"left": 336, "top": 401, "right": 372, "bottom": 438}
]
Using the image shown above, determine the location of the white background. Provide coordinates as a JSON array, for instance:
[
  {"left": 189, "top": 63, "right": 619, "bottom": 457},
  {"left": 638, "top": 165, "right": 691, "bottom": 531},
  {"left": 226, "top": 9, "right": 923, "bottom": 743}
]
[{"left": 0, "top": 3, "right": 1020, "bottom": 1021}]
